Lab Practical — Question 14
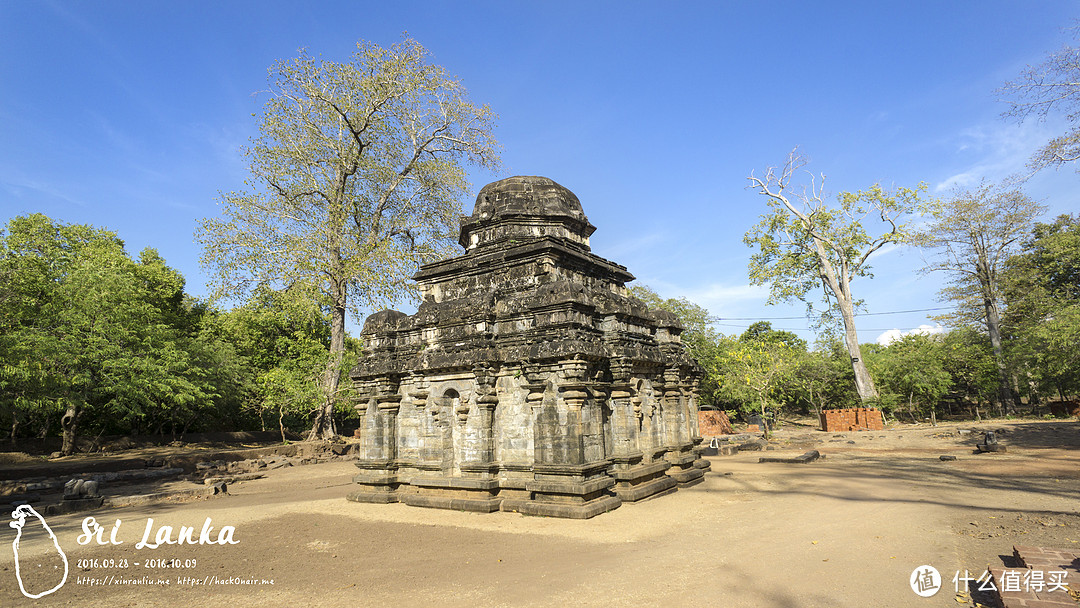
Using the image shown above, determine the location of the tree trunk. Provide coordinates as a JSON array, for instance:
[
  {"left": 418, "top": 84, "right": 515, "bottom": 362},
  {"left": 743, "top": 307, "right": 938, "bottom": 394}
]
[
  {"left": 9, "top": 414, "right": 18, "bottom": 450},
  {"left": 280, "top": 405, "right": 288, "bottom": 443},
  {"left": 309, "top": 218, "right": 348, "bottom": 440},
  {"left": 760, "top": 395, "right": 770, "bottom": 439},
  {"left": 979, "top": 273, "right": 1017, "bottom": 414},
  {"left": 61, "top": 404, "right": 80, "bottom": 456},
  {"left": 837, "top": 291, "right": 878, "bottom": 401},
  {"left": 310, "top": 290, "right": 347, "bottom": 440}
]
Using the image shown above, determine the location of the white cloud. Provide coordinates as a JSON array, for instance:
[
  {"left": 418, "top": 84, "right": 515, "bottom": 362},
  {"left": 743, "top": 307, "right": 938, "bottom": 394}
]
[
  {"left": 876, "top": 324, "right": 945, "bottom": 346},
  {"left": 935, "top": 119, "right": 1066, "bottom": 192}
]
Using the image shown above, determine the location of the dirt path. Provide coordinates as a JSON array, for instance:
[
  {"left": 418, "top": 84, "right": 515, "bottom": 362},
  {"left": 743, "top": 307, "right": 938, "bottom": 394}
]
[{"left": 1, "top": 419, "right": 1077, "bottom": 607}]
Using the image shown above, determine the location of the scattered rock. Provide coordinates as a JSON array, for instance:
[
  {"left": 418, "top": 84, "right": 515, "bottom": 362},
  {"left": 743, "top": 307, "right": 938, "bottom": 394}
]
[
  {"left": 46, "top": 497, "right": 103, "bottom": 515},
  {"left": 5, "top": 494, "right": 42, "bottom": 506},
  {"left": 63, "top": 478, "right": 100, "bottom": 500},
  {"left": 940, "top": 455, "right": 957, "bottom": 461}
]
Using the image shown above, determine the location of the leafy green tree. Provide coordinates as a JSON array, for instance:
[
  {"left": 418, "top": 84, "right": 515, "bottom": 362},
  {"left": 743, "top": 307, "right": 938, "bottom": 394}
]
[
  {"left": 745, "top": 149, "right": 925, "bottom": 402},
  {"left": 0, "top": 215, "right": 235, "bottom": 453},
  {"left": 786, "top": 349, "right": 849, "bottom": 416},
  {"left": 197, "top": 37, "right": 500, "bottom": 439},
  {"left": 866, "top": 334, "right": 951, "bottom": 423},
  {"left": 999, "top": 26, "right": 1080, "bottom": 172},
  {"left": 216, "top": 285, "right": 357, "bottom": 439},
  {"left": 939, "top": 327, "right": 1000, "bottom": 418},
  {"left": 738, "top": 321, "right": 807, "bottom": 351},
  {"left": 917, "top": 181, "right": 1045, "bottom": 413},
  {"left": 715, "top": 339, "right": 797, "bottom": 436},
  {"left": 1003, "top": 214, "right": 1080, "bottom": 402}
]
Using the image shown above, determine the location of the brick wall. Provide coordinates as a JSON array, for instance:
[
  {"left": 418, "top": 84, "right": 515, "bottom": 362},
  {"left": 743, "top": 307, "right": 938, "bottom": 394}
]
[
  {"left": 819, "top": 408, "right": 884, "bottom": 432},
  {"left": 698, "top": 410, "right": 734, "bottom": 436},
  {"left": 1048, "top": 400, "right": 1080, "bottom": 417}
]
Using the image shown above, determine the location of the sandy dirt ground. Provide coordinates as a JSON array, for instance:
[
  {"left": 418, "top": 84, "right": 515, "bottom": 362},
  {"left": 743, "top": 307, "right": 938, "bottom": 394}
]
[{"left": 1, "top": 419, "right": 1078, "bottom": 607}]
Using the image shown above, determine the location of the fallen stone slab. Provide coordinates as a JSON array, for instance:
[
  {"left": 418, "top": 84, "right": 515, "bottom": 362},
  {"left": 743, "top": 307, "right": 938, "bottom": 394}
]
[
  {"left": 759, "top": 450, "right": 821, "bottom": 464},
  {"left": 203, "top": 472, "right": 264, "bottom": 485},
  {"left": 45, "top": 497, "right": 104, "bottom": 515},
  {"left": 939, "top": 455, "right": 958, "bottom": 461},
  {"left": 737, "top": 440, "right": 767, "bottom": 452},
  {"left": 4, "top": 493, "right": 42, "bottom": 506},
  {"left": 103, "top": 486, "right": 220, "bottom": 509}
]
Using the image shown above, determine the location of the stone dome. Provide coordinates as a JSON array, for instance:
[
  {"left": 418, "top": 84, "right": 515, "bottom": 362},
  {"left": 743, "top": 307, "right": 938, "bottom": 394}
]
[
  {"left": 459, "top": 176, "right": 596, "bottom": 250},
  {"left": 470, "top": 176, "right": 587, "bottom": 223}
]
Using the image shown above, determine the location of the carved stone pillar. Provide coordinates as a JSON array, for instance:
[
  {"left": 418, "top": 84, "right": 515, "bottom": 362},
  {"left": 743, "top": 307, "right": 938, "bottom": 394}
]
[
  {"left": 347, "top": 375, "right": 403, "bottom": 504},
  {"left": 467, "top": 363, "right": 499, "bottom": 468},
  {"left": 503, "top": 358, "right": 620, "bottom": 519},
  {"left": 606, "top": 359, "right": 675, "bottom": 502},
  {"left": 661, "top": 367, "right": 704, "bottom": 487},
  {"left": 685, "top": 370, "right": 711, "bottom": 474},
  {"left": 607, "top": 358, "right": 637, "bottom": 461},
  {"left": 663, "top": 367, "right": 685, "bottom": 448}
]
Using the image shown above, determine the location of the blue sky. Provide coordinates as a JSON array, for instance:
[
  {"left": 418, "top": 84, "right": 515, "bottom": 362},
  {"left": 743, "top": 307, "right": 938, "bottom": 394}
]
[{"left": 3, "top": 1, "right": 1079, "bottom": 344}]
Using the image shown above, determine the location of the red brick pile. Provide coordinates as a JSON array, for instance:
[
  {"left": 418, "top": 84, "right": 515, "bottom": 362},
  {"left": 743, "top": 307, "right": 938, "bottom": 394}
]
[
  {"left": 819, "top": 408, "right": 884, "bottom": 432},
  {"left": 698, "top": 410, "right": 734, "bottom": 436}
]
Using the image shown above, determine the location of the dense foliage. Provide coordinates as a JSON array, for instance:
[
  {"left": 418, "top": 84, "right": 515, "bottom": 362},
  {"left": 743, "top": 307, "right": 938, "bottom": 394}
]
[
  {"left": 2, "top": 203, "right": 1076, "bottom": 451},
  {"left": 0, "top": 215, "right": 354, "bottom": 453}
]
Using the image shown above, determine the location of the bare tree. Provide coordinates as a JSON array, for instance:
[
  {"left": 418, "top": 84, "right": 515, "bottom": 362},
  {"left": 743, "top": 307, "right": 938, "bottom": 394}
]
[
  {"left": 999, "top": 25, "right": 1080, "bottom": 172},
  {"left": 745, "top": 149, "right": 925, "bottom": 402}
]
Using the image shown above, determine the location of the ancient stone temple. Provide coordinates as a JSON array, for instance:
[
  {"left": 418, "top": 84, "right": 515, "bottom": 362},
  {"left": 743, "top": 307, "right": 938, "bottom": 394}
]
[{"left": 347, "top": 176, "right": 709, "bottom": 519}]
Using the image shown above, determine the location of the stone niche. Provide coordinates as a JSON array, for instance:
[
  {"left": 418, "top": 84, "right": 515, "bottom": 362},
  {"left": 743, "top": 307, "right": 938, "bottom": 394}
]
[{"left": 347, "top": 176, "right": 710, "bottom": 519}]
